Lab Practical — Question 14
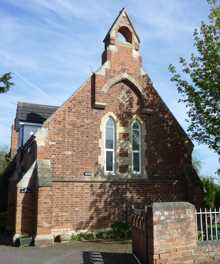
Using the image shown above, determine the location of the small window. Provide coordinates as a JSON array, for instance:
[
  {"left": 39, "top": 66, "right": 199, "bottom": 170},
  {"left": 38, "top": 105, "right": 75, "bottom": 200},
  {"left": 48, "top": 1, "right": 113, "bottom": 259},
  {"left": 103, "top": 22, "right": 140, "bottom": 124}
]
[
  {"left": 132, "top": 121, "right": 141, "bottom": 174},
  {"left": 18, "top": 123, "right": 41, "bottom": 147},
  {"left": 104, "top": 117, "right": 115, "bottom": 173}
]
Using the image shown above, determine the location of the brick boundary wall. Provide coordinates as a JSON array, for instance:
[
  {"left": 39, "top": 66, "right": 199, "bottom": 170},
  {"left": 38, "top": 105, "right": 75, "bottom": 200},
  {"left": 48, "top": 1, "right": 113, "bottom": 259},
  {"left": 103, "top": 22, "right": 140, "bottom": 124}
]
[{"left": 131, "top": 202, "right": 220, "bottom": 264}]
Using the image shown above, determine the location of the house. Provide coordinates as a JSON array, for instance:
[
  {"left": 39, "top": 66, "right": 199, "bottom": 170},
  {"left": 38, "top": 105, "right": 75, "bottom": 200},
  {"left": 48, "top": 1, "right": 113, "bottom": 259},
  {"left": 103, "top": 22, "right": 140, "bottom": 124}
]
[
  {"left": 11, "top": 102, "right": 58, "bottom": 155},
  {"left": 6, "top": 9, "right": 203, "bottom": 246}
]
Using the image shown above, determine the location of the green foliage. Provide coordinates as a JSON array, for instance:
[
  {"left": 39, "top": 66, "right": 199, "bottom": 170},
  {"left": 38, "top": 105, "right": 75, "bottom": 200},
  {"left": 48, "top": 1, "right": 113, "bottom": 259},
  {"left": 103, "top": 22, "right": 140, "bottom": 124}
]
[
  {"left": 215, "top": 185, "right": 220, "bottom": 207},
  {"left": 111, "top": 222, "right": 131, "bottom": 239},
  {"left": 168, "top": 1, "right": 220, "bottom": 160},
  {"left": 0, "top": 150, "right": 10, "bottom": 174},
  {"left": 208, "top": 0, "right": 220, "bottom": 28},
  {"left": 0, "top": 149, "right": 10, "bottom": 213},
  {"left": 71, "top": 232, "right": 96, "bottom": 241},
  {"left": 198, "top": 225, "right": 220, "bottom": 241},
  {"left": 202, "top": 177, "right": 218, "bottom": 208},
  {"left": 0, "top": 149, "right": 10, "bottom": 190},
  {"left": 71, "top": 222, "right": 131, "bottom": 241},
  {"left": 0, "top": 73, "right": 13, "bottom": 94},
  {"left": 95, "top": 230, "right": 115, "bottom": 240}
]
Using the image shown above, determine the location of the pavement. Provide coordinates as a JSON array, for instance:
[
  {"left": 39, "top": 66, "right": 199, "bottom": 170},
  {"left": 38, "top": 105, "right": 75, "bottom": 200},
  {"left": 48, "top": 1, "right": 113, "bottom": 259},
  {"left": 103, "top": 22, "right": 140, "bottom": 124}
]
[
  {"left": 0, "top": 240, "right": 138, "bottom": 264},
  {"left": 0, "top": 241, "right": 218, "bottom": 264}
]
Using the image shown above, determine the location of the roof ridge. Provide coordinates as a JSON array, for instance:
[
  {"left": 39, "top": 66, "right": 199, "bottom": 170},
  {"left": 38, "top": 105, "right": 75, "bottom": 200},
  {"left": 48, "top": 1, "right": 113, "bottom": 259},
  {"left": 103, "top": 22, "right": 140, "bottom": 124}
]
[{"left": 17, "top": 101, "right": 59, "bottom": 108}]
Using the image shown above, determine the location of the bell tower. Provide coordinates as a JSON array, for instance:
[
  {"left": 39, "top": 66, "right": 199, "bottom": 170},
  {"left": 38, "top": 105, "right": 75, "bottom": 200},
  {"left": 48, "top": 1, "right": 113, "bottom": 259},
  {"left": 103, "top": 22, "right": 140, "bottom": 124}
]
[
  {"left": 102, "top": 8, "right": 141, "bottom": 69},
  {"left": 93, "top": 9, "right": 146, "bottom": 110}
]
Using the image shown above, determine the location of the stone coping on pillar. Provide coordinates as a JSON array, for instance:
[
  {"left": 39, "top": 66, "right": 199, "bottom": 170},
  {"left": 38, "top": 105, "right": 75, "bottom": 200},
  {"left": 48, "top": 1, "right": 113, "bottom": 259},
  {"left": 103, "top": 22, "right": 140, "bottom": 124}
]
[{"left": 152, "top": 201, "right": 195, "bottom": 210}]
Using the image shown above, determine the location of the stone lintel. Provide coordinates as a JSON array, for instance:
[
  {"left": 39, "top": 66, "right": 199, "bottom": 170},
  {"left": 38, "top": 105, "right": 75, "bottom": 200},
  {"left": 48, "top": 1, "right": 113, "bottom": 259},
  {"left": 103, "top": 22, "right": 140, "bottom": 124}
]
[{"left": 93, "top": 102, "right": 106, "bottom": 110}]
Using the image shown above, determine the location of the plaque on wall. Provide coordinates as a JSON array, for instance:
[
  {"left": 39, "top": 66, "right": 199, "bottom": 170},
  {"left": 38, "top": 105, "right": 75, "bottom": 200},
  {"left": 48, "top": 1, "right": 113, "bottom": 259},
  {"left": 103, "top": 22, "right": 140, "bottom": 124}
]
[
  {"left": 83, "top": 171, "right": 93, "bottom": 177},
  {"left": 20, "top": 187, "right": 32, "bottom": 193}
]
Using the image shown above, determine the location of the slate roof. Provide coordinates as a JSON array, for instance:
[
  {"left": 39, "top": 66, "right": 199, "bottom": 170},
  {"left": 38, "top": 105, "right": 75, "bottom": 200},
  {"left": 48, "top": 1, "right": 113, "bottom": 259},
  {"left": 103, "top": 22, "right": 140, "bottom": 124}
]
[{"left": 15, "top": 102, "right": 59, "bottom": 131}]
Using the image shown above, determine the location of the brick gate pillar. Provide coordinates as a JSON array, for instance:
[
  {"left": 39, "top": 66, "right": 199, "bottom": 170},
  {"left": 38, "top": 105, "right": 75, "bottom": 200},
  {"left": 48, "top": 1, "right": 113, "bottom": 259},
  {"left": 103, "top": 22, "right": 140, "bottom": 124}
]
[{"left": 147, "top": 202, "right": 197, "bottom": 264}]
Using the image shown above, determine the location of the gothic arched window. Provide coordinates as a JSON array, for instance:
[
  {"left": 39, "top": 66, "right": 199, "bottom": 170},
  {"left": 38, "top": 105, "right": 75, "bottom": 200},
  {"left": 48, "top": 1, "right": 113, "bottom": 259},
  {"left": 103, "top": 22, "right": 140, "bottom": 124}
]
[
  {"left": 132, "top": 120, "right": 141, "bottom": 174},
  {"left": 104, "top": 117, "right": 115, "bottom": 173}
]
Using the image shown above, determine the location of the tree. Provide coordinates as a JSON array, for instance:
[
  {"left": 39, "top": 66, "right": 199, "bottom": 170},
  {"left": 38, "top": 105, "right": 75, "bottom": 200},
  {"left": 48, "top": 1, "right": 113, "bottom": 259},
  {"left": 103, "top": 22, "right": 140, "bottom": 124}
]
[
  {"left": 0, "top": 73, "right": 13, "bottom": 94},
  {"left": 201, "top": 177, "right": 219, "bottom": 208},
  {"left": 208, "top": 0, "right": 220, "bottom": 27},
  {"left": 168, "top": 1, "right": 220, "bottom": 158},
  {"left": 215, "top": 185, "right": 220, "bottom": 207},
  {"left": 0, "top": 150, "right": 10, "bottom": 174},
  {"left": 192, "top": 156, "right": 220, "bottom": 208},
  {"left": 0, "top": 149, "right": 10, "bottom": 213}
]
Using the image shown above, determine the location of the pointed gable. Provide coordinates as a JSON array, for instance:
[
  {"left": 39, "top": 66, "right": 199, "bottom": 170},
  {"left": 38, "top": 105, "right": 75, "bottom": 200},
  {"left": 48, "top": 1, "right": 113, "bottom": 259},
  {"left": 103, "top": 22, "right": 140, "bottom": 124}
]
[{"left": 103, "top": 8, "right": 140, "bottom": 50}]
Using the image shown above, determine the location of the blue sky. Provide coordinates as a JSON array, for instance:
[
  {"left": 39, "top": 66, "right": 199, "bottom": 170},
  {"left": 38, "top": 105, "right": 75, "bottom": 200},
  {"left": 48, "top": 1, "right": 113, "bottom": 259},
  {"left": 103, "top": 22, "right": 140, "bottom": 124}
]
[{"left": 0, "top": 0, "right": 219, "bottom": 177}]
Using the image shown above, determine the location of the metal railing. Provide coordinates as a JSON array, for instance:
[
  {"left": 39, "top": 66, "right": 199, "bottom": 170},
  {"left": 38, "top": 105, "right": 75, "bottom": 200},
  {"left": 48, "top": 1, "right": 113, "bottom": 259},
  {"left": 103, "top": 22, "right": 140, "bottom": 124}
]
[{"left": 196, "top": 208, "right": 220, "bottom": 241}]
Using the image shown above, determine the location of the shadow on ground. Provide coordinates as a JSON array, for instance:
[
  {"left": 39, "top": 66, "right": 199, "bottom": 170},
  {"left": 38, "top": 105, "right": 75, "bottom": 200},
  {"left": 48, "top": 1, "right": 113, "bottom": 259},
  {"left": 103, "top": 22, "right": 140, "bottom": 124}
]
[
  {"left": 83, "top": 251, "right": 137, "bottom": 264},
  {"left": 0, "top": 234, "right": 13, "bottom": 246},
  {"left": 0, "top": 240, "right": 137, "bottom": 264}
]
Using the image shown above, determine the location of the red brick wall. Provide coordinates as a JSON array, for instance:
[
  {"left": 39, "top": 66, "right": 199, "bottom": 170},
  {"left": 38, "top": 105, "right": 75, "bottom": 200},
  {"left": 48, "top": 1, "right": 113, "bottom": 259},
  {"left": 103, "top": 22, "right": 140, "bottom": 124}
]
[
  {"left": 45, "top": 81, "right": 144, "bottom": 178},
  {"left": 7, "top": 137, "right": 37, "bottom": 235},
  {"left": 15, "top": 137, "right": 37, "bottom": 173},
  {"left": 43, "top": 73, "right": 193, "bottom": 180},
  {"left": 7, "top": 179, "right": 17, "bottom": 233},
  {"left": 15, "top": 189, "right": 36, "bottom": 235},
  {"left": 51, "top": 181, "right": 187, "bottom": 232},
  {"left": 36, "top": 187, "right": 52, "bottom": 235}
]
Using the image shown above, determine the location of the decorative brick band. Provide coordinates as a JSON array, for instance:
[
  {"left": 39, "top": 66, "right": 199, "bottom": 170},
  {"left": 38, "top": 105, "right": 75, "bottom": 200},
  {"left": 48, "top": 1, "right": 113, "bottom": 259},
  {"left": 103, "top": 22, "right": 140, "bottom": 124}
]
[{"left": 52, "top": 177, "right": 183, "bottom": 183}]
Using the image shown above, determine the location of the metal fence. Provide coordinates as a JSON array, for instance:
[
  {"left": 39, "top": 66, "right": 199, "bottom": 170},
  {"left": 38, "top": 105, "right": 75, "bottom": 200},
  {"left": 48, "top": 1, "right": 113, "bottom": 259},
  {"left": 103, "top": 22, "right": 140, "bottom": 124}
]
[{"left": 196, "top": 208, "right": 220, "bottom": 241}]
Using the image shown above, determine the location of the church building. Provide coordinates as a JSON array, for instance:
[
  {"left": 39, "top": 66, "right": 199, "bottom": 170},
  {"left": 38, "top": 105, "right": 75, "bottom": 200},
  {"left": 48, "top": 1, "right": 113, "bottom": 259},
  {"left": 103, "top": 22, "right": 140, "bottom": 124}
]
[{"left": 6, "top": 9, "right": 203, "bottom": 245}]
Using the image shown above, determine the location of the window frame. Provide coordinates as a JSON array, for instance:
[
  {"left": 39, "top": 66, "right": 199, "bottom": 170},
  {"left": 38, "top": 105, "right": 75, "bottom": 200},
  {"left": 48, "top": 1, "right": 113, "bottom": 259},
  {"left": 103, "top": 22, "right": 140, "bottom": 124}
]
[
  {"left": 131, "top": 120, "right": 141, "bottom": 174},
  {"left": 18, "top": 122, "right": 42, "bottom": 147},
  {"left": 104, "top": 117, "right": 116, "bottom": 174}
]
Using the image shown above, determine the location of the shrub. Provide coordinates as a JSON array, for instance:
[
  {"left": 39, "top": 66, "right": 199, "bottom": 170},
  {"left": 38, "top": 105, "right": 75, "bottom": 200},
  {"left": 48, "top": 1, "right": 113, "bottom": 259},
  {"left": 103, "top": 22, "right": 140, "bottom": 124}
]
[
  {"left": 71, "top": 222, "right": 131, "bottom": 241},
  {"left": 111, "top": 222, "right": 131, "bottom": 240},
  {"left": 71, "top": 232, "right": 96, "bottom": 241}
]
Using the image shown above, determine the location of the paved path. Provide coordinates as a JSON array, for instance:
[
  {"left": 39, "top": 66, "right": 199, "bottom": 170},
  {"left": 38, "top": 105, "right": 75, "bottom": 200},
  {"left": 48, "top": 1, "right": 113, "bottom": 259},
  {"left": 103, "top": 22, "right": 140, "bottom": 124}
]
[{"left": 0, "top": 241, "right": 137, "bottom": 264}]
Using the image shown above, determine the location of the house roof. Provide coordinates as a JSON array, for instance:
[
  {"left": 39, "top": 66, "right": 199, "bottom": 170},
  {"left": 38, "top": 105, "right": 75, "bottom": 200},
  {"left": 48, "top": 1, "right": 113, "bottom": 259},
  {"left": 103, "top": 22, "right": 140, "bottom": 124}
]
[{"left": 15, "top": 102, "right": 59, "bottom": 131}]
